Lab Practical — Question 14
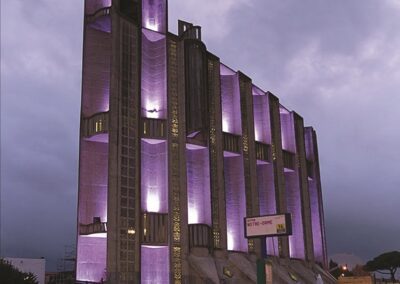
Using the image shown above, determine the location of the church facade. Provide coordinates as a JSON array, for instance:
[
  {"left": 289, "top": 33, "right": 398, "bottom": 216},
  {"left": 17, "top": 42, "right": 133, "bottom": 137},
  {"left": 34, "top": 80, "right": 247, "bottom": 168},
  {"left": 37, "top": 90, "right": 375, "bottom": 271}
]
[{"left": 76, "top": 1, "right": 329, "bottom": 283}]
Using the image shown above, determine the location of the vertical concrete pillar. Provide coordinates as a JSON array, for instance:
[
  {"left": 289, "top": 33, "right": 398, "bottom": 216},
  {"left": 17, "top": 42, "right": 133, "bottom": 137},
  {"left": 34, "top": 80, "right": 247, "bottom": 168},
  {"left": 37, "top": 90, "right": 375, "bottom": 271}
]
[
  {"left": 167, "top": 36, "right": 189, "bottom": 284},
  {"left": 293, "top": 113, "right": 314, "bottom": 262},
  {"left": 207, "top": 54, "right": 228, "bottom": 252},
  {"left": 238, "top": 72, "right": 261, "bottom": 257},
  {"left": 267, "top": 92, "right": 290, "bottom": 258},
  {"left": 305, "top": 127, "right": 328, "bottom": 268},
  {"left": 107, "top": 9, "right": 142, "bottom": 283}
]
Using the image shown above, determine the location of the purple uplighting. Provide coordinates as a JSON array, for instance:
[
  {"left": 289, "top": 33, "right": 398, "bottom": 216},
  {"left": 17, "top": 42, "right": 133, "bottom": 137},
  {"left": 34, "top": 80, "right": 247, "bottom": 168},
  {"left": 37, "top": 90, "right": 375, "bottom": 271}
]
[
  {"left": 257, "top": 164, "right": 279, "bottom": 256},
  {"left": 77, "top": 4, "right": 111, "bottom": 280},
  {"left": 186, "top": 145, "right": 211, "bottom": 225},
  {"left": 252, "top": 87, "right": 271, "bottom": 144},
  {"left": 85, "top": 133, "right": 109, "bottom": 144},
  {"left": 141, "top": 246, "right": 170, "bottom": 284},
  {"left": 257, "top": 164, "right": 277, "bottom": 218},
  {"left": 70, "top": 1, "right": 332, "bottom": 280},
  {"left": 279, "top": 106, "right": 295, "bottom": 152},
  {"left": 76, "top": 140, "right": 108, "bottom": 282},
  {"left": 305, "top": 128, "right": 325, "bottom": 263},
  {"left": 224, "top": 155, "right": 247, "bottom": 252},
  {"left": 76, "top": 236, "right": 107, "bottom": 282},
  {"left": 220, "top": 64, "right": 242, "bottom": 135},
  {"left": 285, "top": 171, "right": 305, "bottom": 259},
  {"left": 82, "top": 27, "right": 111, "bottom": 116},
  {"left": 142, "top": 0, "right": 167, "bottom": 33},
  {"left": 280, "top": 110, "right": 306, "bottom": 259},
  {"left": 78, "top": 141, "right": 108, "bottom": 224},
  {"left": 309, "top": 179, "right": 323, "bottom": 261},
  {"left": 252, "top": 88, "right": 278, "bottom": 255},
  {"left": 141, "top": 29, "right": 167, "bottom": 119},
  {"left": 141, "top": 139, "right": 168, "bottom": 213}
]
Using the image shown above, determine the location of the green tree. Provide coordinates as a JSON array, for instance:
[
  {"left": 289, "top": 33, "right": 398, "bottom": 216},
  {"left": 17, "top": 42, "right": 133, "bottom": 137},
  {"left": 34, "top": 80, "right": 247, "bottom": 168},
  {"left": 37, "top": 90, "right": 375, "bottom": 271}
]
[
  {"left": 364, "top": 251, "right": 400, "bottom": 281},
  {"left": 0, "top": 259, "right": 38, "bottom": 284}
]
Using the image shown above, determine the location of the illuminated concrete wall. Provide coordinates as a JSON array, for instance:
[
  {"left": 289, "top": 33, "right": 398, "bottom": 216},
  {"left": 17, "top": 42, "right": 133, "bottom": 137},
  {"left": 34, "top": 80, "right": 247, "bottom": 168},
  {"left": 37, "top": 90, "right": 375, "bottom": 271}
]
[
  {"left": 142, "top": 0, "right": 167, "bottom": 33},
  {"left": 141, "top": 246, "right": 169, "bottom": 284},
  {"left": 141, "top": 30, "right": 167, "bottom": 119},
  {"left": 253, "top": 87, "right": 271, "bottom": 144},
  {"left": 141, "top": 139, "right": 168, "bottom": 213},
  {"left": 257, "top": 163, "right": 279, "bottom": 255},
  {"left": 186, "top": 146, "right": 211, "bottom": 225},
  {"left": 77, "top": 4, "right": 111, "bottom": 279},
  {"left": 280, "top": 108, "right": 295, "bottom": 152},
  {"left": 285, "top": 170, "right": 305, "bottom": 259},
  {"left": 305, "top": 127, "right": 326, "bottom": 265},
  {"left": 78, "top": 141, "right": 108, "bottom": 224},
  {"left": 76, "top": 236, "right": 107, "bottom": 282},
  {"left": 81, "top": 27, "right": 111, "bottom": 116},
  {"left": 280, "top": 110, "right": 305, "bottom": 259},
  {"left": 224, "top": 155, "right": 247, "bottom": 252},
  {"left": 220, "top": 65, "right": 241, "bottom": 135},
  {"left": 253, "top": 88, "right": 278, "bottom": 255},
  {"left": 308, "top": 178, "right": 322, "bottom": 260},
  {"left": 221, "top": 64, "right": 247, "bottom": 252}
]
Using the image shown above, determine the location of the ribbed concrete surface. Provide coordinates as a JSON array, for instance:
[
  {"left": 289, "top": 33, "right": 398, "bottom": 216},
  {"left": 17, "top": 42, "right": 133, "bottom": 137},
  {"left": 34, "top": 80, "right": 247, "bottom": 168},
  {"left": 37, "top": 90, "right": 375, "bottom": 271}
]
[{"left": 187, "top": 252, "right": 337, "bottom": 284}]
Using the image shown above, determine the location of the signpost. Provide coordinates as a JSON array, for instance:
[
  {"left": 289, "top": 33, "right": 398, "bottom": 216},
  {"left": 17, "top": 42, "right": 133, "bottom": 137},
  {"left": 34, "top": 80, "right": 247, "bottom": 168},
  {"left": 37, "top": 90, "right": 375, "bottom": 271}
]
[
  {"left": 244, "top": 213, "right": 292, "bottom": 238},
  {"left": 244, "top": 213, "right": 292, "bottom": 284}
]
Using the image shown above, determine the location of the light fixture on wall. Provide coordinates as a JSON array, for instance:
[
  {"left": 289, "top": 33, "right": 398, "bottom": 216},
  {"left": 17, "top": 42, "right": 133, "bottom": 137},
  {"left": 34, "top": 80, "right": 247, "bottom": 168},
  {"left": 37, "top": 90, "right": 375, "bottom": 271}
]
[
  {"left": 146, "top": 192, "right": 160, "bottom": 213},
  {"left": 188, "top": 205, "right": 199, "bottom": 224},
  {"left": 147, "top": 108, "right": 158, "bottom": 114},
  {"left": 143, "top": 103, "right": 162, "bottom": 119},
  {"left": 227, "top": 231, "right": 234, "bottom": 251}
]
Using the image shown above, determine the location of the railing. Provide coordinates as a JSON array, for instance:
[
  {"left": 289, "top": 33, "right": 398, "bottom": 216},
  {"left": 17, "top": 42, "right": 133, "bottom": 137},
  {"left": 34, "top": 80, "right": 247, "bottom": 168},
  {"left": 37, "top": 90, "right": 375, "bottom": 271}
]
[
  {"left": 282, "top": 150, "right": 295, "bottom": 170},
  {"left": 255, "top": 142, "right": 271, "bottom": 162},
  {"left": 223, "top": 132, "right": 241, "bottom": 153},
  {"left": 141, "top": 118, "right": 167, "bottom": 139},
  {"left": 188, "top": 224, "right": 212, "bottom": 249},
  {"left": 85, "top": 7, "right": 111, "bottom": 24},
  {"left": 79, "top": 221, "right": 107, "bottom": 235},
  {"left": 141, "top": 212, "right": 168, "bottom": 245},
  {"left": 81, "top": 112, "right": 109, "bottom": 138}
]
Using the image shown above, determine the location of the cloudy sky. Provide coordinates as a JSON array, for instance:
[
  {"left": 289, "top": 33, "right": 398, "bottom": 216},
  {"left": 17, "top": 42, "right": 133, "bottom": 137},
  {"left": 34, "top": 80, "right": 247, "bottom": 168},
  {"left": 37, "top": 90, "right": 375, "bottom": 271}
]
[{"left": 1, "top": 0, "right": 400, "bottom": 271}]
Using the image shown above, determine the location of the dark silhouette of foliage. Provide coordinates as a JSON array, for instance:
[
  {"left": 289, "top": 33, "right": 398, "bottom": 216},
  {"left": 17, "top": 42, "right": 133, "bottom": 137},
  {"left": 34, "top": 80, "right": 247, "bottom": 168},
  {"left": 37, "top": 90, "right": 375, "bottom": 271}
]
[
  {"left": 329, "top": 259, "right": 353, "bottom": 279},
  {"left": 364, "top": 251, "right": 400, "bottom": 281},
  {"left": 0, "top": 259, "right": 38, "bottom": 284},
  {"left": 351, "top": 264, "right": 370, "bottom": 276},
  {"left": 47, "top": 271, "right": 75, "bottom": 284}
]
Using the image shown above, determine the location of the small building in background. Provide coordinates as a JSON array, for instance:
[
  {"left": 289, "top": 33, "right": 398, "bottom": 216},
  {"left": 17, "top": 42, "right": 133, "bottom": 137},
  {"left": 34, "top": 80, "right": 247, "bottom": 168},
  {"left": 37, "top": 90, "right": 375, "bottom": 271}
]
[{"left": 5, "top": 257, "right": 45, "bottom": 284}]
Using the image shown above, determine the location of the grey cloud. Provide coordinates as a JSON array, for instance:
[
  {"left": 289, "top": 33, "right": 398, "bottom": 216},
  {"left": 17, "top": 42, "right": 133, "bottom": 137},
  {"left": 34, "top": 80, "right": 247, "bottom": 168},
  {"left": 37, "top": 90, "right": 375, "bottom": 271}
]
[
  {"left": 176, "top": 0, "right": 400, "bottom": 261},
  {"left": 1, "top": 0, "right": 399, "bottom": 270},
  {"left": 1, "top": 0, "right": 82, "bottom": 270}
]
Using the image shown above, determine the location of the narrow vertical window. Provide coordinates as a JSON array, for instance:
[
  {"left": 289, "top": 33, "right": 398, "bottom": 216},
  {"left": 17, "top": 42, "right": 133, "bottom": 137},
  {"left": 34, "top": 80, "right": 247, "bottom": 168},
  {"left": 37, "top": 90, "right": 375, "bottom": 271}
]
[{"left": 96, "top": 120, "right": 103, "bottom": 132}]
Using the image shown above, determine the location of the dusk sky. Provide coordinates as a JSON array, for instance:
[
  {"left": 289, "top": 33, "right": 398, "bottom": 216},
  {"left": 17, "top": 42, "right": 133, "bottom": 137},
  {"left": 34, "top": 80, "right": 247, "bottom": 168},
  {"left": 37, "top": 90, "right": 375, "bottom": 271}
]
[{"left": 1, "top": 0, "right": 400, "bottom": 271}]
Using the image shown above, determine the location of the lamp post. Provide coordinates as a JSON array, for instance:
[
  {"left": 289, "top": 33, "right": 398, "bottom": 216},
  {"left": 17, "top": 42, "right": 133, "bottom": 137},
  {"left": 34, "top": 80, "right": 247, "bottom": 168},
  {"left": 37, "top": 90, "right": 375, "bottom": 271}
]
[{"left": 329, "top": 264, "right": 349, "bottom": 279}]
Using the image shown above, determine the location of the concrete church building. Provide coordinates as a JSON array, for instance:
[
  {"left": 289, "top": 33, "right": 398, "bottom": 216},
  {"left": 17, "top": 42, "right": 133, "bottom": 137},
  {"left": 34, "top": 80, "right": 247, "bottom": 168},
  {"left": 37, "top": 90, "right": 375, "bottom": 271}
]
[{"left": 76, "top": 0, "right": 334, "bottom": 283}]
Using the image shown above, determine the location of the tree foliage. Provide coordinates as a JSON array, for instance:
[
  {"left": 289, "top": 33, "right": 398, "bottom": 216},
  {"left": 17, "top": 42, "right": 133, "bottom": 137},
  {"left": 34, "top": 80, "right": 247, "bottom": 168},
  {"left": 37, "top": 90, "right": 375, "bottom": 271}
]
[
  {"left": 351, "top": 264, "right": 370, "bottom": 277},
  {"left": 364, "top": 251, "right": 400, "bottom": 281},
  {"left": 0, "top": 259, "right": 38, "bottom": 284}
]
